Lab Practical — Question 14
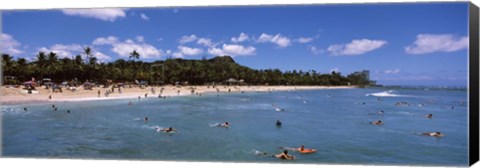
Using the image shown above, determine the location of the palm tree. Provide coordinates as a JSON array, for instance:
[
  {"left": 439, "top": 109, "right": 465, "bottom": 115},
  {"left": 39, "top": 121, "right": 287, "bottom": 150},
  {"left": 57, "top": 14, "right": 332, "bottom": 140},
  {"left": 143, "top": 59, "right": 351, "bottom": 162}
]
[
  {"left": 129, "top": 50, "right": 141, "bottom": 79},
  {"left": 35, "top": 51, "right": 48, "bottom": 78},
  {"left": 88, "top": 55, "right": 97, "bottom": 65},
  {"left": 84, "top": 47, "right": 93, "bottom": 62},
  {"left": 46, "top": 52, "right": 59, "bottom": 79},
  {"left": 129, "top": 50, "right": 140, "bottom": 60},
  {"left": 1, "top": 54, "right": 15, "bottom": 78},
  {"left": 36, "top": 51, "right": 47, "bottom": 67}
]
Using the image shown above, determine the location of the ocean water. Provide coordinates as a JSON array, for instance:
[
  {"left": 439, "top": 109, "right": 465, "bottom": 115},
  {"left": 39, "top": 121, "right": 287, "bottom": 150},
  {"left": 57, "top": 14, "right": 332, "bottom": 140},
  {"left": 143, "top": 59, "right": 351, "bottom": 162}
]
[{"left": 1, "top": 88, "right": 468, "bottom": 166}]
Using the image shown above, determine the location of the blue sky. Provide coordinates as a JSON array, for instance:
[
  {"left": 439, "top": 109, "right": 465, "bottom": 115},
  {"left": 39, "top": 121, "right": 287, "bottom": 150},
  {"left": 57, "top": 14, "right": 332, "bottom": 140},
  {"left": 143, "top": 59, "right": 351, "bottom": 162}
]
[{"left": 1, "top": 2, "right": 469, "bottom": 86}]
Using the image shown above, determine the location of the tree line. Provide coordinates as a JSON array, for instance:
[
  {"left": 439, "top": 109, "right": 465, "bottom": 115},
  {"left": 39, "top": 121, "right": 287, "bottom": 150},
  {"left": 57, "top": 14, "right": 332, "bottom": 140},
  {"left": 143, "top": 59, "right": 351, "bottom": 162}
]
[{"left": 1, "top": 47, "right": 374, "bottom": 86}]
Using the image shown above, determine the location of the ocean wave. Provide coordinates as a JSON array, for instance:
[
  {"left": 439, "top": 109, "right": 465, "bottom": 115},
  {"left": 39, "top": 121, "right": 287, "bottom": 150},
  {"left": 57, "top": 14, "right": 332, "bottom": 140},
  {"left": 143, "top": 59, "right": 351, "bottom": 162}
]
[{"left": 365, "top": 90, "right": 410, "bottom": 97}]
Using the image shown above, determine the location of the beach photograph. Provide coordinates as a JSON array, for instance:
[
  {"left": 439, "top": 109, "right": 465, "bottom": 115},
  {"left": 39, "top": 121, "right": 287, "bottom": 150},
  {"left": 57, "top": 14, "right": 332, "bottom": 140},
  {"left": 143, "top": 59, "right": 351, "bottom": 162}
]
[{"left": 0, "top": 1, "right": 471, "bottom": 167}]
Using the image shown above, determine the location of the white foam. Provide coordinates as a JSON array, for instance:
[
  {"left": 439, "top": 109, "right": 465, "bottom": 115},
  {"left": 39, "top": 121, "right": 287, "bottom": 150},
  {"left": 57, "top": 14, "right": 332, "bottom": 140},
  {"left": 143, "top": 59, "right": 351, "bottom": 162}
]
[{"left": 365, "top": 90, "right": 410, "bottom": 97}]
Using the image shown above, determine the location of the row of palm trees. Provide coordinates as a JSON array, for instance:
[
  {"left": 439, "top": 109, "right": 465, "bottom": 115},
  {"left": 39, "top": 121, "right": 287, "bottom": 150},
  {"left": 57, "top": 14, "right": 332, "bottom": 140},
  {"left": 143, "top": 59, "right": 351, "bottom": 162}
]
[{"left": 2, "top": 47, "right": 373, "bottom": 86}]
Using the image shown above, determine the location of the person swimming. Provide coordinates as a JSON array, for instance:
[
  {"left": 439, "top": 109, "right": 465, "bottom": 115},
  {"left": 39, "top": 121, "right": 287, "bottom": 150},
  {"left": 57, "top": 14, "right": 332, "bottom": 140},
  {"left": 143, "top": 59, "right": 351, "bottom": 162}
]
[
  {"left": 220, "top": 122, "right": 230, "bottom": 127},
  {"left": 67, "top": 110, "right": 70, "bottom": 113},
  {"left": 370, "top": 120, "right": 383, "bottom": 125},
  {"left": 276, "top": 120, "right": 282, "bottom": 127},
  {"left": 159, "top": 127, "right": 177, "bottom": 133},
  {"left": 425, "top": 114, "right": 433, "bottom": 119},
  {"left": 24, "top": 107, "right": 27, "bottom": 111},
  {"left": 144, "top": 117, "right": 149, "bottom": 122},
  {"left": 274, "top": 150, "right": 295, "bottom": 160},
  {"left": 421, "top": 132, "right": 444, "bottom": 137},
  {"left": 54, "top": 107, "right": 58, "bottom": 111},
  {"left": 378, "top": 110, "right": 384, "bottom": 115}
]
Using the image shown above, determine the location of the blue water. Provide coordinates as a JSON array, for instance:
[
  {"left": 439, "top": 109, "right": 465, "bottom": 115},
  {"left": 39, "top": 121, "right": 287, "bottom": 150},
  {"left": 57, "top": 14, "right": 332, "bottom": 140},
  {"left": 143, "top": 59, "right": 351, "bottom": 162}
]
[{"left": 1, "top": 88, "right": 468, "bottom": 166}]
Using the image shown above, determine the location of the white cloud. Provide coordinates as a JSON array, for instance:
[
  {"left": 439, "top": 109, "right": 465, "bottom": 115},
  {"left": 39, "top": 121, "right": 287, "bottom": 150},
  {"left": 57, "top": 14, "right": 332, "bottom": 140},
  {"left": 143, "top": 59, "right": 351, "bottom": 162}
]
[
  {"left": 93, "top": 52, "right": 112, "bottom": 62},
  {"left": 179, "top": 34, "right": 198, "bottom": 44},
  {"left": 405, "top": 34, "right": 468, "bottom": 54},
  {"left": 111, "top": 40, "right": 162, "bottom": 59},
  {"left": 308, "top": 46, "right": 324, "bottom": 55},
  {"left": 61, "top": 9, "right": 126, "bottom": 22},
  {"left": 384, "top": 69, "right": 400, "bottom": 74},
  {"left": 208, "top": 44, "right": 256, "bottom": 57},
  {"left": 296, "top": 37, "right": 313, "bottom": 43},
  {"left": 140, "top": 13, "right": 149, "bottom": 20},
  {"left": 327, "top": 39, "right": 387, "bottom": 56},
  {"left": 231, "top": 32, "right": 250, "bottom": 43},
  {"left": 94, "top": 36, "right": 162, "bottom": 59},
  {"left": 136, "top": 36, "right": 145, "bottom": 43},
  {"left": 92, "top": 36, "right": 119, "bottom": 45},
  {"left": 1, "top": 33, "right": 24, "bottom": 55},
  {"left": 38, "top": 44, "right": 84, "bottom": 58},
  {"left": 173, "top": 45, "right": 203, "bottom": 58},
  {"left": 197, "top": 38, "right": 216, "bottom": 47},
  {"left": 257, "top": 33, "right": 291, "bottom": 48}
]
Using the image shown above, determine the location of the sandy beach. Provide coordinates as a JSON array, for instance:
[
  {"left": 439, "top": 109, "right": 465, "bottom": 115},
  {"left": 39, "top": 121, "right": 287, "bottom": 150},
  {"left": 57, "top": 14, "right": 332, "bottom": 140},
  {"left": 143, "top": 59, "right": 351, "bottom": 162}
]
[{"left": 1, "top": 85, "right": 356, "bottom": 105}]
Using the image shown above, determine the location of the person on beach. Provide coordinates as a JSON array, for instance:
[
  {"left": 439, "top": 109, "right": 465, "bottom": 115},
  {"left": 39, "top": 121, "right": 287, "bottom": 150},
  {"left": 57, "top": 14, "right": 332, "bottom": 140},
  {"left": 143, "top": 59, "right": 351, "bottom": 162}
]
[
  {"left": 49, "top": 95, "right": 52, "bottom": 99},
  {"left": 274, "top": 150, "right": 295, "bottom": 160},
  {"left": 425, "top": 114, "right": 433, "bottom": 119},
  {"left": 276, "top": 120, "right": 282, "bottom": 127},
  {"left": 98, "top": 90, "right": 101, "bottom": 97},
  {"left": 145, "top": 93, "right": 148, "bottom": 98},
  {"left": 421, "top": 132, "right": 444, "bottom": 137},
  {"left": 370, "top": 120, "right": 383, "bottom": 125}
]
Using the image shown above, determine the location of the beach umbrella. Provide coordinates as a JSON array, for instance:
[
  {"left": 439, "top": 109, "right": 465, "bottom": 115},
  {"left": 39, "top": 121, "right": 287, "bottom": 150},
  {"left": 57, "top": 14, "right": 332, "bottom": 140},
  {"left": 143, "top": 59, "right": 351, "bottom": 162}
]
[
  {"left": 23, "top": 81, "right": 36, "bottom": 85},
  {"left": 226, "top": 78, "right": 238, "bottom": 83},
  {"left": 23, "top": 81, "right": 37, "bottom": 87}
]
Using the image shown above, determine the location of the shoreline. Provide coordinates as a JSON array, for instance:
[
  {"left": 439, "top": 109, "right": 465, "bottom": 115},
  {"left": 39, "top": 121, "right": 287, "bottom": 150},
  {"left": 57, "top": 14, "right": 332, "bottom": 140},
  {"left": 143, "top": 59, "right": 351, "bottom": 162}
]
[{"left": 1, "top": 85, "right": 357, "bottom": 105}]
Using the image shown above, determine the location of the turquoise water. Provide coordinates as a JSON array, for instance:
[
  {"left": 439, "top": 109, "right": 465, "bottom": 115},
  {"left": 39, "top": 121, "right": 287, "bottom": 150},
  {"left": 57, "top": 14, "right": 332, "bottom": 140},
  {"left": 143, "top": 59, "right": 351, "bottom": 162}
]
[{"left": 1, "top": 88, "right": 468, "bottom": 166}]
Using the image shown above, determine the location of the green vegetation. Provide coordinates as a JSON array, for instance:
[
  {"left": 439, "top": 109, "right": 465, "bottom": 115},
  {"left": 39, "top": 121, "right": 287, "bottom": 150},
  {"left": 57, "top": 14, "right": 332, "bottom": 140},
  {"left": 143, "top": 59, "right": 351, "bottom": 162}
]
[{"left": 1, "top": 48, "right": 374, "bottom": 86}]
